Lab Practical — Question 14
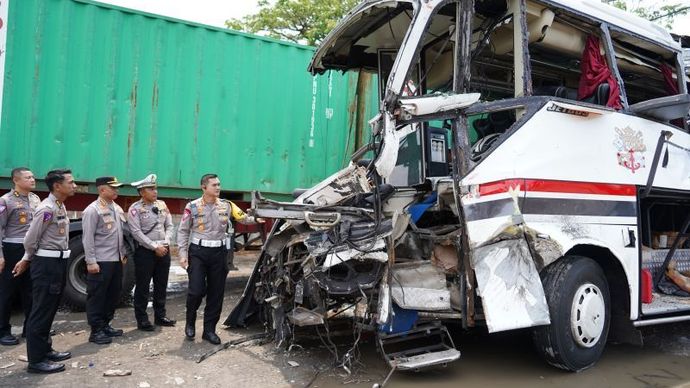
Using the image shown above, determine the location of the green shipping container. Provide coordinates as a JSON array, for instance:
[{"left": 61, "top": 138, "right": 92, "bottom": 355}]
[{"left": 0, "top": 0, "right": 378, "bottom": 200}]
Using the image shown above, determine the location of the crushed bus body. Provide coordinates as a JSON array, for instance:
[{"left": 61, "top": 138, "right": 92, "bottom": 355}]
[{"left": 227, "top": 0, "right": 690, "bottom": 373}]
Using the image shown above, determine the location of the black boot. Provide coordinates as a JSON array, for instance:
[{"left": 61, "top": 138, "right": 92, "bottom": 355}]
[
  {"left": 185, "top": 313, "right": 195, "bottom": 340},
  {"left": 45, "top": 350, "right": 72, "bottom": 362},
  {"left": 0, "top": 333, "right": 19, "bottom": 346},
  {"left": 28, "top": 360, "right": 65, "bottom": 374},
  {"left": 202, "top": 331, "right": 221, "bottom": 345},
  {"left": 154, "top": 317, "right": 176, "bottom": 327},
  {"left": 89, "top": 330, "right": 112, "bottom": 345},
  {"left": 103, "top": 325, "right": 123, "bottom": 337}
]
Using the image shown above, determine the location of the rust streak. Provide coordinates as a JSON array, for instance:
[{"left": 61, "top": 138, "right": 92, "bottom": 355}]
[
  {"left": 152, "top": 81, "right": 159, "bottom": 110},
  {"left": 130, "top": 82, "right": 138, "bottom": 108}
]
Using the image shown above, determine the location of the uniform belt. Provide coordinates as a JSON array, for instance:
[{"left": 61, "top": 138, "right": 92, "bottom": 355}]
[
  {"left": 2, "top": 237, "right": 24, "bottom": 244},
  {"left": 35, "top": 249, "right": 71, "bottom": 259},
  {"left": 190, "top": 238, "right": 223, "bottom": 248},
  {"left": 153, "top": 240, "right": 168, "bottom": 245}
]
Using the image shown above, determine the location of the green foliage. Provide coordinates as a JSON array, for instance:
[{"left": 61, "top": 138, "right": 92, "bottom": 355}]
[
  {"left": 603, "top": 0, "right": 689, "bottom": 29},
  {"left": 226, "top": 0, "right": 360, "bottom": 46}
]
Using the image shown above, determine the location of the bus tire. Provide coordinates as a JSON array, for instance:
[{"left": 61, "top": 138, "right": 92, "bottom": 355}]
[{"left": 532, "top": 255, "right": 610, "bottom": 372}]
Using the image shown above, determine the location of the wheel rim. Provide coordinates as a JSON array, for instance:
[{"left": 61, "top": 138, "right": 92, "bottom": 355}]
[
  {"left": 570, "top": 283, "right": 605, "bottom": 348},
  {"left": 68, "top": 253, "right": 88, "bottom": 295}
]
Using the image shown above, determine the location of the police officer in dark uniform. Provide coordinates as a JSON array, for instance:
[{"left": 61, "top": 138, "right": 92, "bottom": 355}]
[
  {"left": 82, "top": 177, "right": 126, "bottom": 345},
  {"left": 127, "top": 174, "right": 176, "bottom": 331},
  {"left": 0, "top": 167, "right": 40, "bottom": 346},
  {"left": 14, "top": 169, "right": 76, "bottom": 374},
  {"left": 177, "top": 174, "right": 260, "bottom": 344}
]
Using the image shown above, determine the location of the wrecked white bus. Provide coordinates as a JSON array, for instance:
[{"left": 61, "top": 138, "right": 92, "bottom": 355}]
[{"left": 227, "top": 0, "right": 690, "bottom": 373}]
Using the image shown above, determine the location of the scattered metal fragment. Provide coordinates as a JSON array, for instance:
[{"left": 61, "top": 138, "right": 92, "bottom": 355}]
[
  {"left": 287, "top": 307, "right": 324, "bottom": 327},
  {"left": 196, "top": 333, "right": 270, "bottom": 363},
  {"left": 103, "top": 369, "right": 132, "bottom": 377}
]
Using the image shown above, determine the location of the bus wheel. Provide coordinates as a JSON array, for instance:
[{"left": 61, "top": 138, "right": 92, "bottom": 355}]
[{"left": 532, "top": 255, "right": 610, "bottom": 371}]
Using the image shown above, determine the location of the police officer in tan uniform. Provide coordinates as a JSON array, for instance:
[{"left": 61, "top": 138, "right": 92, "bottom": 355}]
[
  {"left": 127, "top": 174, "right": 176, "bottom": 331},
  {"left": 0, "top": 167, "right": 40, "bottom": 346},
  {"left": 14, "top": 169, "right": 76, "bottom": 374},
  {"left": 177, "top": 174, "right": 260, "bottom": 344},
  {"left": 82, "top": 177, "right": 126, "bottom": 345}
]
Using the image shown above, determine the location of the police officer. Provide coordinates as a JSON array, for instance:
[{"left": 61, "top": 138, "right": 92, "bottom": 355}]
[
  {"left": 127, "top": 174, "right": 176, "bottom": 331},
  {"left": 82, "top": 176, "right": 126, "bottom": 345},
  {"left": 177, "top": 174, "right": 260, "bottom": 344},
  {"left": 14, "top": 169, "right": 76, "bottom": 374},
  {"left": 0, "top": 167, "right": 40, "bottom": 346}
]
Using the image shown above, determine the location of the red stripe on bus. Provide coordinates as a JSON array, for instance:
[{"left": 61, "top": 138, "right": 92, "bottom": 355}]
[{"left": 478, "top": 179, "right": 636, "bottom": 196}]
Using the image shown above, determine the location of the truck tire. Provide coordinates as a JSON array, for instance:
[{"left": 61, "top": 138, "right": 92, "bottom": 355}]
[
  {"left": 532, "top": 255, "right": 610, "bottom": 372},
  {"left": 62, "top": 236, "right": 136, "bottom": 311}
]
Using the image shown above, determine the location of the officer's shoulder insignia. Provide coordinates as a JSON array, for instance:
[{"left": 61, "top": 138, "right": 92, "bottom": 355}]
[
  {"left": 0, "top": 201, "right": 5, "bottom": 214},
  {"left": 43, "top": 210, "right": 53, "bottom": 222},
  {"left": 156, "top": 200, "right": 168, "bottom": 209}
]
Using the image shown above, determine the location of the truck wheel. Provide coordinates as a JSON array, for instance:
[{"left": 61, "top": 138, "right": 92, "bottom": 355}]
[
  {"left": 62, "top": 236, "right": 136, "bottom": 311},
  {"left": 532, "top": 255, "right": 610, "bottom": 372},
  {"left": 62, "top": 237, "right": 88, "bottom": 311}
]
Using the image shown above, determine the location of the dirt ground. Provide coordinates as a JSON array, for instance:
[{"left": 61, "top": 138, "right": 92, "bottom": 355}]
[{"left": 1, "top": 252, "right": 690, "bottom": 388}]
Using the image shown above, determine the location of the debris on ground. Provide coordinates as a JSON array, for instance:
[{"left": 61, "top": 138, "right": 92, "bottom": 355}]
[
  {"left": 103, "top": 369, "right": 132, "bottom": 377},
  {"left": 196, "top": 333, "right": 270, "bottom": 363}
]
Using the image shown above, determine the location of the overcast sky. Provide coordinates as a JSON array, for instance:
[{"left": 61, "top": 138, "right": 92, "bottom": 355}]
[
  {"left": 96, "top": 0, "right": 690, "bottom": 36},
  {"left": 94, "top": 0, "right": 262, "bottom": 27}
]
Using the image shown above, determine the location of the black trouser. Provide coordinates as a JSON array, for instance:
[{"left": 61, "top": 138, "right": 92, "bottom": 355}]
[
  {"left": 186, "top": 244, "right": 228, "bottom": 332},
  {"left": 133, "top": 247, "right": 171, "bottom": 324},
  {"left": 0, "top": 243, "right": 32, "bottom": 337},
  {"left": 26, "top": 255, "right": 67, "bottom": 363},
  {"left": 86, "top": 261, "right": 122, "bottom": 332}
]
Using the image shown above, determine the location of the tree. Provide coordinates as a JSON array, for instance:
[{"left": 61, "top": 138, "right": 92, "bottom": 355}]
[
  {"left": 603, "top": 1, "right": 689, "bottom": 29},
  {"left": 226, "top": 0, "right": 360, "bottom": 46},
  {"left": 228, "top": 0, "right": 688, "bottom": 46}
]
